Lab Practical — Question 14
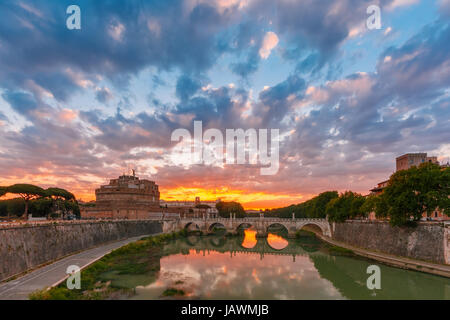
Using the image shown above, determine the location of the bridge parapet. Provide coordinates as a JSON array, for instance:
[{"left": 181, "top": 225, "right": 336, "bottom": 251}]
[{"left": 174, "top": 217, "right": 331, "bottom": 237}]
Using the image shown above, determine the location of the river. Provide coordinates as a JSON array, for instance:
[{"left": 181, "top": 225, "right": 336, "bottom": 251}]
[{"left": 113, "top": 230, "right": 450, "bottom": 300}]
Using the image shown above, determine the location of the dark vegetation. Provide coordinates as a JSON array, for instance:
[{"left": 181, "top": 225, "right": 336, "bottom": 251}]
[
  {"left": 216, "top": 201, "right": 246, "bottom": 218},
  {"left": 361, "top": 163, "right": 449, "bottom": 226},
  {"left": 0, "top": 184, "right": 79, "bottom": 219},
  {"left": 162, "top": 288, "right": 185, "bottom": 297},
  {"left": 267, "top": 191, "right": 339, "bottom": 218},
  {"left": 267, "top": 163, "right": 449, "bottom": 227}
]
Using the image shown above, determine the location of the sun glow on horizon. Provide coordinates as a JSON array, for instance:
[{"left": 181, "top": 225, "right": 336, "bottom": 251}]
[
  {"left": 0, "top": 178, "right": 310, "bottom": 210},
  {"left": 159, "top": 186, "right": 308, "bottom": 210}
]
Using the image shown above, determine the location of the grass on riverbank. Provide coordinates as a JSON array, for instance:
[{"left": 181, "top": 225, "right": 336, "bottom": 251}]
[
  {"left": 326, "top": 245, "right": 355, "bottom": 256},
  {"left": 29, "top": 230, "right": 188, "bottom": 300},
  {"left": 295, "top": 229, "right": 355, "bottom": 256},
  {"left": 162, "top": 288, "right": 185, "bottom": 297}
]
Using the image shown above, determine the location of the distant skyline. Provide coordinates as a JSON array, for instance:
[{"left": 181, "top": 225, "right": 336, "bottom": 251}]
[{"left": 0, "top": 0, "right": 449, "bottom": 209}]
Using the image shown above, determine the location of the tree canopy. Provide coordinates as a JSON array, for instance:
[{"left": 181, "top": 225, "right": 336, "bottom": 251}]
[
  {"left": 3, "top": 184, "right": 47, "bottom": 218},
  {"left": 0, "top": 186, "right": 7, "bottom": 197},
  {"left": 374, "top": 163, "right": 449, "bottom": 226},
  {"left": 46, "top": 188, "right": 76, "bottom": 201},
  {"left": 216, "top": 201, "right": 246, "bottom": 218},
  {"left": 267, "top": 191, "right": 339, "bottom": 218},
  {"left": 6, "top": 184, "right": 47, "bottom": 200},
  {"left": 0, "top": 184, "right": 78, "bottom": 219},
  {"left": 325, "top": 191, "right": 366, "bottom": 222}
]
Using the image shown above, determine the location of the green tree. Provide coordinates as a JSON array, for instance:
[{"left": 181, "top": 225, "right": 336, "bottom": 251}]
[
  {"left": 312, "top": 191, "right": 339, "bottom": 218},
  {"left": 361, "top": 195, "right": 376, "bottom": 216},
  {"left": 361, "top": 194, "right": 389, "bottom": 220},
  {"left": 6, "top": 198, "right": 26, "bottom": 217},
  {"left": 0, "top": 186, "right": 7, "bottom": 197},
  {"left": 6, "top": 184, "right": 46, "bottom": 219},
  {"left": 0, "top": 201, "right": 7, "bottom": 217},
  {"left": 29, "top": 198, "right": 54, "bottom": 217},
  {"left": 45, "top": 188, "right": 75, "bottom": 201},
  {"left": 382, "top": 163, "right": 449, "bottom": 226},
  {"left": 216, "top": 201, "right": 245, "bottom": 218},
  {"left": 0, "top": 187, "right": 7, "bottom": 217},
  {"left": 45, "top": 188, "right": 77, "bottom": 219},
  {"left": 349, "top": 194, "right": 366, "bottom": 219},
  {"left": 326, "top": 191, "right": 365, "bottom": 222},
  {"left": 266, "top": 191, "right": 338, "bottom": 218}
]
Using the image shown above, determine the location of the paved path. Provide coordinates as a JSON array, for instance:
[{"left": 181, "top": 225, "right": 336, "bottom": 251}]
[
  {"left": 0, "top": 234, "right": 154, "bottom": 300},
  {"left": 318, "top": 234, "right": 450, "bottom": 278}
]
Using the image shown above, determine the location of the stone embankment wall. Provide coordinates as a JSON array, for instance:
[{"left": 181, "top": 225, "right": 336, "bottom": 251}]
[
  {"left": 332, "top": 220, "right": 449, "bottom": 265},
  {"left": 0, "top": 220, "right": 162, "bottom": 281}
]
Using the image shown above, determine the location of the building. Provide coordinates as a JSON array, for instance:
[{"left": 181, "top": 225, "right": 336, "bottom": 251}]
[
  {"left": 81, "top": 174, "right": 220, "bottom": 219},
  {"left": 81, "top": 174, "right": 164, "bottom": 219},
  {"left": 369, "top": 180, "right": 389, "bottom": 196},
  {"left": 96, "top": 174, "right": 160, "bottom": 205},
  {"left": 368, "top": 153, "right": 449, "bottom": 221},
  {"left": 160, "top": 197, "right": 219, "bottom": 217},
  {"left": 396, "top": 153, "right": 439, "bottom": 172},
  {"left": 373, "top": 153, "right": 442, "bottom": 196}
]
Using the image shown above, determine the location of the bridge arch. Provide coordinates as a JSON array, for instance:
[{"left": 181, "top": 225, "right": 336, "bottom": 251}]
[
  {"left": 184, "top": 221, "right": 201, "bottom": 231},
  {"left": 265, "top": 233, "right": 289, "bottom": 250},
  {"left": 266, "top": 222, "right": 291, "bottom": 234},
  {"left": 208, "top": 222, "right": 226, "bottom": 232},
  {"left": 235, "top": 222, "right": 253, "bottom": 232},
  {"left": 297, "top": 222, "right": 326, "bottom": 236}
]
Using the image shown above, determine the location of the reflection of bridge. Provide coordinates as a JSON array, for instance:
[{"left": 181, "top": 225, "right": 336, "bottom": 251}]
[
  {"left": 162, "top": 235, "right": 322, "bottom": 262},
  {"left": 163, "top": 216, "right": 332, "bottom": 237}
]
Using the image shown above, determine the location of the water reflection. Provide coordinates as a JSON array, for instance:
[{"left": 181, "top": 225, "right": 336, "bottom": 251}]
[
  {"left": 241, "top": 229, "right": 257, "bottom": 248},
  {"left": 123, "top": 233, "right": 450, "bottom": 300},
  {"left": 266, "top": 233, "right": 289, "bottom": 250},
  {"left": 240, "top": 229, "right": 289, "bottom": 250}
]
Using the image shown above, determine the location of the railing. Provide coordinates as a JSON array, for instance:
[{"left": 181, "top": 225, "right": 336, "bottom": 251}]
[
  {"left": 0, "top": 218, "right": 162, "bottom": 229},
  {"left": 0, "top": 216, "right": 328, "bottom": 229},
  {"left": 179, "top": 217, "right": 326, "bottom": 222}
]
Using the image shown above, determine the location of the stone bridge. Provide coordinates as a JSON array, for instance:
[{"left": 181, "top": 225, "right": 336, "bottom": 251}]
[{"left": 162, "top": 215, "right": 332, "bottom": 237}]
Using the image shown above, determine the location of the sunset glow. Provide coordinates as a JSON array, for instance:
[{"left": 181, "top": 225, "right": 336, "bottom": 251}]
[
  {"left": 161, "top": 187, "right": 308, "bottom": 210},
  {"left": 241, "top": 229, "right": 257, "bottom": 249},
  {"left": 0, "top": 0, "right": 448, "bottom": 211},
  {"left": 266, "top": 233, "right": 289, "bottom": 250}
]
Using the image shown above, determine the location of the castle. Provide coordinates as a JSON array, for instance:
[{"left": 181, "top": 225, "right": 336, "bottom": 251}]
[
  {"left": 81, "top": 173, "right": 162, "bottom": 219},
  {"left": 81, "top": 173, "right": 218, "bottom": 219}
]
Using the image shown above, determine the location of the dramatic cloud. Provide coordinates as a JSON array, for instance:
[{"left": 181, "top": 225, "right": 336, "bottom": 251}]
[
  {"left": 259, "top": 31, "right": 279, "bottom": 59},
  {"left": 0, "top": 0, "right": 448, "bottom": 208}
]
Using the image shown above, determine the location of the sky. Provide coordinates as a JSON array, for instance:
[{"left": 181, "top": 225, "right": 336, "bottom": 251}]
[{"left": 0, "top": 0, "right": 449, "bottom": 209}]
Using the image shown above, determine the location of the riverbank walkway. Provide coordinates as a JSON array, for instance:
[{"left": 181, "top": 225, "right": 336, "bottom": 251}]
[
  {"left": 0, "top": 234, "right": 154, "bottom": 300},
  {"left": 317, "top": 234, "right": 450, "bottom": 278}
]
